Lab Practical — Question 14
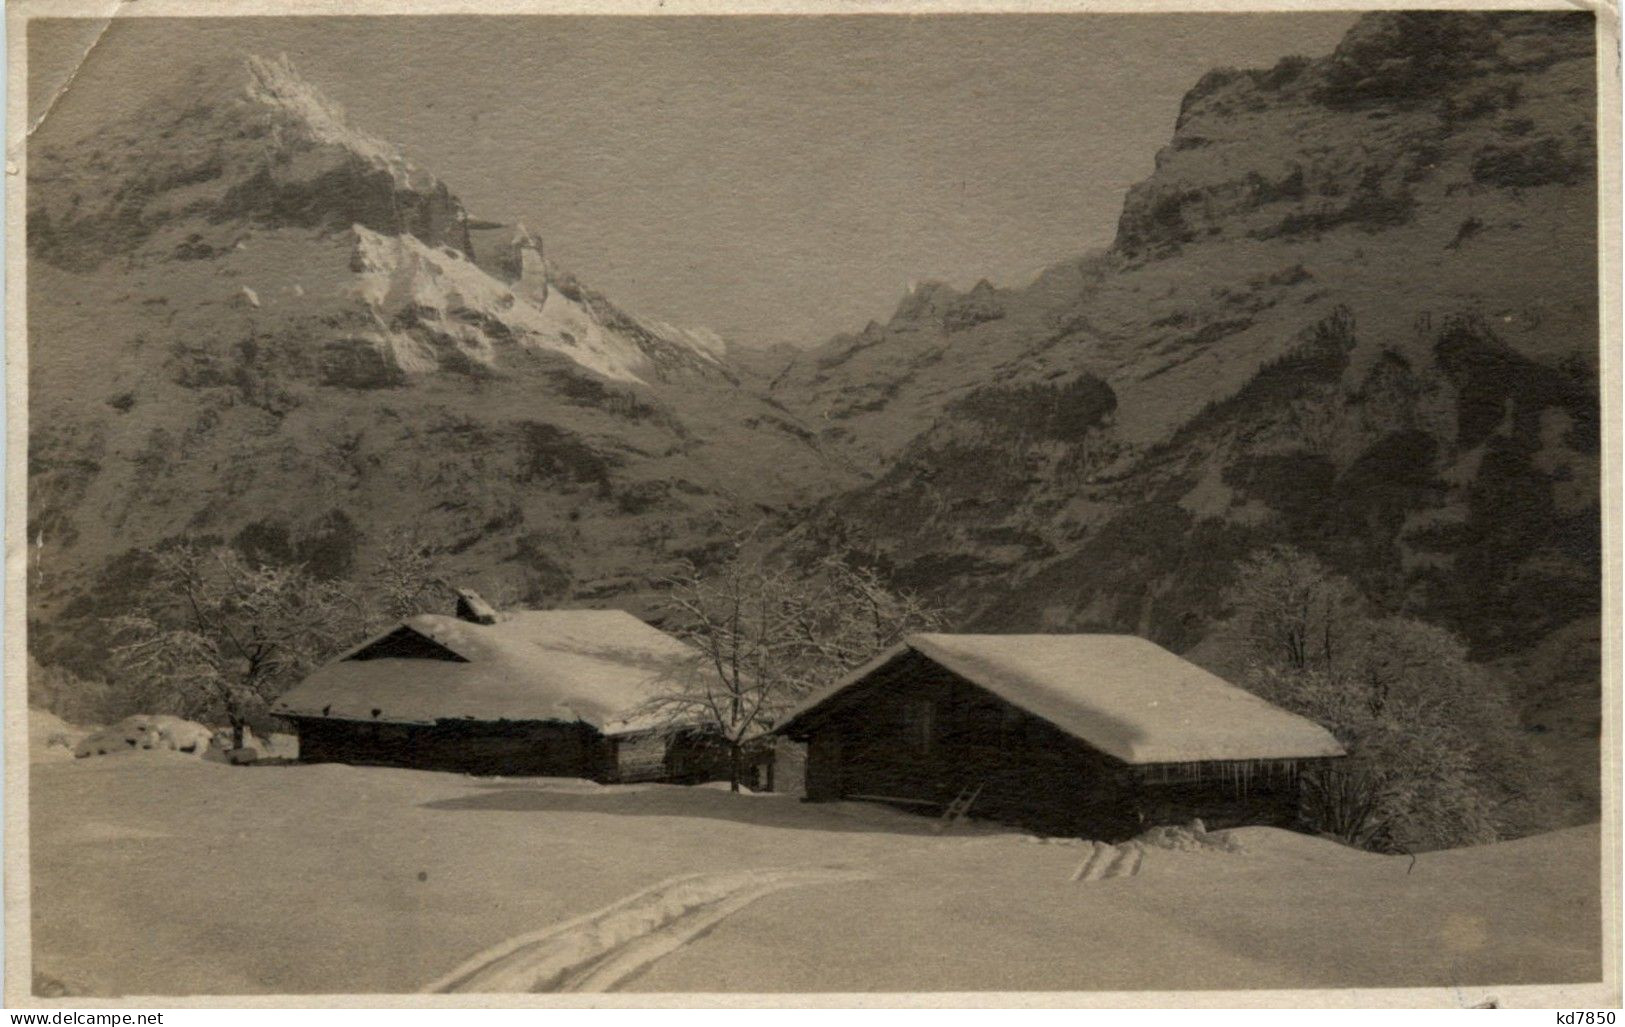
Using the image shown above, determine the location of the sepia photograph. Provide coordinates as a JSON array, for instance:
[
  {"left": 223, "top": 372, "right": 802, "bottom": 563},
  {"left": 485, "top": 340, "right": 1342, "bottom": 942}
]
[{"left": 5, "top": 0, "right": 1618, "bottom": 1007}]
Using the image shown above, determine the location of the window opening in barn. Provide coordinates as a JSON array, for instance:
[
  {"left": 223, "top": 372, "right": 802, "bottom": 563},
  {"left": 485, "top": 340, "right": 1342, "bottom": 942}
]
[{"left": 902, "top": 699, "right": 935, "bottom": 754}]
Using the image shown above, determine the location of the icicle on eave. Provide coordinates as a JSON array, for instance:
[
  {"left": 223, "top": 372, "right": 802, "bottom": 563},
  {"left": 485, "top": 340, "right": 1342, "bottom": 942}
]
[{"left": 1135, "top": 756, "right": 1306, "bottom": 793}]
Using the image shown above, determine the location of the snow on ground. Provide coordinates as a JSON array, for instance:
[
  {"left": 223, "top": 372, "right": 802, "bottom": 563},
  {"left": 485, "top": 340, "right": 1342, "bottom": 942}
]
[
  {"left": 72, "top": 716, "right": 214, "bottom": 759},
  {"left": 27, "top": 755, "right": 1602, "bottom": 997},
  {"left": 29, "top": 710, "right": 300, "bottom": 765},
  {"left": 426, "top": 865, "right": 874, "bottom": 994},
  {"left": 28, "top": 709, "right": 85, "bottom": 763}
]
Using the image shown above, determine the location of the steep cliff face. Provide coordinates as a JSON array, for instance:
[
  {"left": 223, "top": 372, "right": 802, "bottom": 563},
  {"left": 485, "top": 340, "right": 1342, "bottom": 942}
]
[
  {"left": 30, "top": 55, "right": 473, "bottom": 273},
  {"left": 26, "top": 55, "right": 853, "bottom": 674},
  {"left": 778, "top": 11, "right": 1595, "bottom": 464},
  {"left": 775, "top": 11, "right": 1599, "bottom": 778},
  {"left": 1113, "top": 11, "right": 1594, "bottom": 264}
]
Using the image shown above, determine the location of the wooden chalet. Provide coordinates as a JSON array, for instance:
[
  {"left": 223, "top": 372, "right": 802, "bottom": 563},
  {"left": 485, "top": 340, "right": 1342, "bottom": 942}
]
[
  {"left": 274, "top": 596, "right": 765, "bottom": 785},
  {"left": 773, "top": 633, "right": 1344, "bottom": 839}
]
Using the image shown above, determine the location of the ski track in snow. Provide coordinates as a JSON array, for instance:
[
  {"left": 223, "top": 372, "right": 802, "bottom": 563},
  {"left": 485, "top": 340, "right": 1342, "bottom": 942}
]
[{"left": 423, "top": 866, "right": 871, "bottom": 994}]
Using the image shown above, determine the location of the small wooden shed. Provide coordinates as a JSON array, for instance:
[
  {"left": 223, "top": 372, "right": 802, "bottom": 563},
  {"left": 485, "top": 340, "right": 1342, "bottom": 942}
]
[
  {"left": 773, "top": 633, "right": 1344, "bottom": 838},
  {"left": 274, "top": 604, "right": 761, "bottom": 784}
]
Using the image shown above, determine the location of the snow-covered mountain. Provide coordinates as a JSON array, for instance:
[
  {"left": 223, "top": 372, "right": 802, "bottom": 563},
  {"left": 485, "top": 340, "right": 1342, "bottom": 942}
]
[
  {"left": 767, "top": 10, "right": 1600, "bottom": 811},
  {"left": 26, "top": 53, "right": 852, "bottom": 671},
  {"left": 32, "top": 53, "right": 727, "bottom": 387}
]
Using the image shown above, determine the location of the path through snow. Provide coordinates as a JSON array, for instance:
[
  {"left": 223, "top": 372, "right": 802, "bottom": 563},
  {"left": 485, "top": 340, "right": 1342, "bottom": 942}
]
[{"left": 423, "top": 866, "right": 870, "bottom": 993}]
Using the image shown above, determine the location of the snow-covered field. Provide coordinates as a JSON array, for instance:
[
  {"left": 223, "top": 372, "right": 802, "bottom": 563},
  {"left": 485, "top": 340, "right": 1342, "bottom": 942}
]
[{"left": 26, "top": 729, "right": 1603, "bottom": 997}]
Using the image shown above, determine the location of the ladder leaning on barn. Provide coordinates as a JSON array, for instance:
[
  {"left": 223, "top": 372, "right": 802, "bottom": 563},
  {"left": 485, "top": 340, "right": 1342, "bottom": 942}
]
[{"left": 933, "top": 781, "right": 984, "bottom": 834}]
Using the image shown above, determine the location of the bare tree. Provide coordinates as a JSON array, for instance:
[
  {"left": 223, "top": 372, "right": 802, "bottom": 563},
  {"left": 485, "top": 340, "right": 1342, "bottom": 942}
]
[
  {"left": 642, "top": 545, "right": 941, "bottom": 792},
  {"left": 108, "top": 545, "right": 367, "bottom": 749}
]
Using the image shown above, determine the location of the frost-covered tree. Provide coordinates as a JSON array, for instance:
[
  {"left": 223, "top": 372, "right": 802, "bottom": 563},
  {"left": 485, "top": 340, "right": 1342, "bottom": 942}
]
[
  {"left": 107, "top": 545, "right": 367, "bottom": 748},
  {"left": 642, "top": 544, "right": 941, "bottom": 792},
  {"left": 1246, "top": 661, "right": 1499, "bottom": 851},
  {"left": 1229, "top": 545, "right": 1541, "bottom": 851},
  {"left": 368, "top": 529, "right": 455, "bottom": 625},
  {"left": 1227, "top": 544, "right": 1364, "bottom": 673}
]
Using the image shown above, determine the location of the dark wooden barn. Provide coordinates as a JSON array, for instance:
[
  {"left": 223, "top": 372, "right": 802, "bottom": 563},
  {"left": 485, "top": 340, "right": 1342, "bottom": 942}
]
[
  {"left": 274, "top": 598, "right": 765, "bottom": 785},
  {"left": 773, "top": 633, "right": 1344, "bottom": 839}
]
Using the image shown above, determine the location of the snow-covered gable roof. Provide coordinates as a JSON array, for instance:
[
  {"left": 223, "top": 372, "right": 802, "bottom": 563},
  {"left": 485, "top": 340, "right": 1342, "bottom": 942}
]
[
  {"left": 775, "top": 633, "right": 1345, "bottom": 765},
  {"left": 273, "top": 609, "right": 698, "bottom": 734}
]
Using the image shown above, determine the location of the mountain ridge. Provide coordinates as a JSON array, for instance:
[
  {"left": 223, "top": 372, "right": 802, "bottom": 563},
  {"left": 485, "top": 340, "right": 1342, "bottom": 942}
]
[
  {"left": 25, "top": 53, "right": 855, "bottom": 675},
  {"left": 766, "top": 9, "right": 1599, "bottom": 808}
]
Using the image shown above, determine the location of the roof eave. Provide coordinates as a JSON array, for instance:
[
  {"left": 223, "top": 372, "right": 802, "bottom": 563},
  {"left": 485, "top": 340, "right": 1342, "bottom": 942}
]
[
  {"left": 273, "top": 707, "right": 440, "bottom": 727},
  {"left": 1122, "top": 746, "right": 1348, "bottom": 765}
]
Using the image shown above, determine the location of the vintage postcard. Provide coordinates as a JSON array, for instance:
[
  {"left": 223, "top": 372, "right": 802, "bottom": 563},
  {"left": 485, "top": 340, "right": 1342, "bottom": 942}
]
[{"left": 5, "top": 0, "right": 1619, "bottom": 1008}]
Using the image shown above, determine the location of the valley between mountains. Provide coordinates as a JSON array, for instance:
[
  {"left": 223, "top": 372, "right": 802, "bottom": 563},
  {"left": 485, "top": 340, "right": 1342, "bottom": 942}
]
[{"left": 26, "top": 12, "right": 1602, "bottom": 819}]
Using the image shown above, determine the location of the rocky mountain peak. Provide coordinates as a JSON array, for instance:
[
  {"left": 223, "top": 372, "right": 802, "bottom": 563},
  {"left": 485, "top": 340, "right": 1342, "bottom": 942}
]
[
  {"left": 890, "top": 278, "right": 1006, "bottom": 333},
  {"left": 1115, "top": 9, "right": 1594, "bottom": 261},
  {"left": 26, "top": 51, "right": 745, "bottom": 388},
  {"left": 242, "top": 54, "right": 423, "bottom": 188},
  {"left": 508, "top": 221, "right": 550, "bottom": 290},
  {"left": 28, "top": 53, "right": 475, "bottom": 271},
  {"left": 510, "top": 221, "right": 544, "bottom": 258}
]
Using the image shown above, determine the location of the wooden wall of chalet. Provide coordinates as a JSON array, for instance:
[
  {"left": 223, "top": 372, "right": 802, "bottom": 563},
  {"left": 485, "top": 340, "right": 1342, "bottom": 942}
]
[
  {"left": 613, "top": 732, "right": 671, "bottom": 782},
  {"left": 787, "top": 650, "right": 1303, "bottom": 840},
  {"left": 293, "top": 717, "right": 612, "bottom": 778},
  {"left": 295, "top": 717, "right": 780, "bottom": 789}
]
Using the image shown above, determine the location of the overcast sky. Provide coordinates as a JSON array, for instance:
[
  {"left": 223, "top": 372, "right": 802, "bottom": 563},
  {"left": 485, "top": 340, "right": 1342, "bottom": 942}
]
[{"left": 30, "top": 14, "right": 1359, "bottom": 348}]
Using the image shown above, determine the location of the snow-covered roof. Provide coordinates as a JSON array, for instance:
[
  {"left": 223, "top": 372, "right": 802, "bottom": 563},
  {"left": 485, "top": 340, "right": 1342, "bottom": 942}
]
[
  {"left": 273, "top": 610, "right": 698, "bottom": 734},
  {"left": 775, "top": 633, "right": 1345, "bottom": 765}
]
